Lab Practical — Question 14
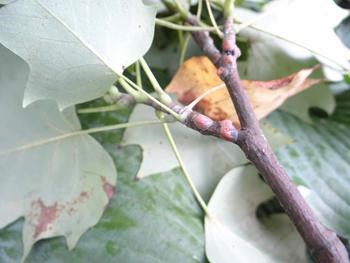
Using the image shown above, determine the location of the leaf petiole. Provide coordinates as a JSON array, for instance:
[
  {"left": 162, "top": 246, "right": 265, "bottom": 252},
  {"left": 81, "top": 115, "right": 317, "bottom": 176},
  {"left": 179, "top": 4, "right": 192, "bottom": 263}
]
[
  {"left": 160, "top": 115, "right": 211, "bottom": 216},
  {"left": 116, "top": 73, "right": 182, "bottom": 121},
  {"left": 139, "top": 57, "right": 172, "bottom": 105},
  {"left": 155, "top": 18, "right": 217, "bottom": 32},
  {"left": 78, "top": 104, "right": 125, "bottom": 114}
]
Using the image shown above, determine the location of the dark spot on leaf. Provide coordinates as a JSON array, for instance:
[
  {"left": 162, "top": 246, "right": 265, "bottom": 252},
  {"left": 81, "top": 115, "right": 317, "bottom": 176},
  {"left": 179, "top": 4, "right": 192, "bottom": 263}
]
[
  {"left": 101, "top": 176, "right": 115, "bottom": 200},
  {"left": 32, "top": 199, "right": 59, "bottom": 239}
]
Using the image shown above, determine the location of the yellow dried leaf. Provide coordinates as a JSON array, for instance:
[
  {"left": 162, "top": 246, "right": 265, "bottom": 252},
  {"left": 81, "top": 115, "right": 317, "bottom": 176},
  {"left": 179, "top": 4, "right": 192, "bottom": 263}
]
[{"left": 166, "top": 56, "right": 321, "bottom": 127}]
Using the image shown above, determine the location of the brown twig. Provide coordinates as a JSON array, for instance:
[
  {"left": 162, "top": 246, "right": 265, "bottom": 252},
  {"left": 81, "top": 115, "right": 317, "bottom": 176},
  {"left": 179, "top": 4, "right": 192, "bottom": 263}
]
[
  {"left": 188, "top": 13, "right": 349, "bottom": 263},
  {"left": 109, "top": 92, "right": 239, "bottom": 142}
]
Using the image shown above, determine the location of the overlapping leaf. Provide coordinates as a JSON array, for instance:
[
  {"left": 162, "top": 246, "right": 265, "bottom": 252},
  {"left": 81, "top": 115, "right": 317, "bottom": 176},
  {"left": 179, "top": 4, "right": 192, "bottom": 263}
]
[
  {"left": 206, "top": 166, "right": 307, "bottom": 263},
  {"left": 237, "top": 0, "right": 350, "bottom": 79},
  {"left": 0, "top": 45, "right": 116, "bottom": 260},
  {"left": 0, "top": 0, "right": 156, "bottom": 109},
  {"left": 236, "top": 0, "right": 348, "bottom": 121},
  {"left": 0, "top": 146, "right": 205, "bottom": 263}
]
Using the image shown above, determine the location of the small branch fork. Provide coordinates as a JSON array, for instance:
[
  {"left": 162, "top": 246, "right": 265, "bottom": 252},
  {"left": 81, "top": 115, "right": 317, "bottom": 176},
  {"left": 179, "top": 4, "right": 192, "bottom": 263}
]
[
  {"left": 106, "top": 91, "right": 239, "bottom": 142},
  {"left": 187, "top": 12, "right": 349, "bottom": 263}
]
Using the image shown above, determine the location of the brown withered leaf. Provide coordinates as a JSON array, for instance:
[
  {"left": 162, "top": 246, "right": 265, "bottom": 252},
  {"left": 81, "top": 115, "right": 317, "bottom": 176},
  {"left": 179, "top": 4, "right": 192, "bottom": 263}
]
[{"left": 165, "top": 56, "right": 321, "bottom": 127}]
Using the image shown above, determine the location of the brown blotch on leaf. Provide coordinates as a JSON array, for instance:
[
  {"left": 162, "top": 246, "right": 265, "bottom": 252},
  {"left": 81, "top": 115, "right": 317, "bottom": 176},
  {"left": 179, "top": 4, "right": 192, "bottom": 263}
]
[
  {"left": 32, "top": 199, "right": 59, "bottom": 239},
  {"left": 101, "top": 176, "right": 115, "bottom": 200}
]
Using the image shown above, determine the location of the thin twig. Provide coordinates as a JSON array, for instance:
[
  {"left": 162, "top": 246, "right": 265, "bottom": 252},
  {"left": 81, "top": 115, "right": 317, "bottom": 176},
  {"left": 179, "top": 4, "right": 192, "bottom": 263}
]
[{"left": 103, "top": 91, "right": 239, "bottom": 143}]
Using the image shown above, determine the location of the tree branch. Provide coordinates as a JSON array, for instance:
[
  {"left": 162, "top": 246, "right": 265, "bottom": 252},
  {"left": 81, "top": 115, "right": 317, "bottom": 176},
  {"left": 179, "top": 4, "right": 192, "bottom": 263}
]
[
  {"left": 188, "top": 14, "right": 349, "bottom": 263},
  {"left": 109, "top": 92, "right": 239, "bottom": 142}
]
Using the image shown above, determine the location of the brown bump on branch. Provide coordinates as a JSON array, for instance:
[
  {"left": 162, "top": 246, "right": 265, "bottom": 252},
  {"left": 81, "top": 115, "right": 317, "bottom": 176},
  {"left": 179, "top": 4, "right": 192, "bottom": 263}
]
[
  {"left": 182, "top": 110, "right": 238, "bottom": 142},
  {"left": 219, "top": 119, "right": 237, "bottom": 141},
  {"left": 191, "top": 113, "right": 215, "bottom": 130}
]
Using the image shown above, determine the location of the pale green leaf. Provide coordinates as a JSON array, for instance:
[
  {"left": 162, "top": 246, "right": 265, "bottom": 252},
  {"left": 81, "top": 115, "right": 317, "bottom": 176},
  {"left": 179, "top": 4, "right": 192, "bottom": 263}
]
[
  {"left": 237, "top": 0, "right": 350, "bottom": 79},
  {"left": 0, "top": 0, "right": 16, "bottom": 4},
  {"left": 0, "top": 146, "right": 205, "bottom": 263},
  {"left": 206, "top": 166, "right": 307, "bottom": 263},
  {"left": 267, "top": 91, "right": 350, "bottom": 238},
  {"left": 0, "top": 45, "right": 116, "bottom": 260},
  {"left": 0, "top": 0, "right": 156, "bottom": 109},
  {"left": 123, "top": 104, "right": 248, "bottom": 201}
]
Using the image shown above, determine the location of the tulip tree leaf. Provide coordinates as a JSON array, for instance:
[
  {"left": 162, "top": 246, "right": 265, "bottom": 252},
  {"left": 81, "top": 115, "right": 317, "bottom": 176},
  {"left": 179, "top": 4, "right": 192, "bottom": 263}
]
[
  {"left": 0, "top": 146, "right": 205, "bottom": 263},
  {"left": 0, "top": 45, "right": 116, "bottom": 261},
  {"left": 0, "top": 0, "right": 156, "bottom": 109}
]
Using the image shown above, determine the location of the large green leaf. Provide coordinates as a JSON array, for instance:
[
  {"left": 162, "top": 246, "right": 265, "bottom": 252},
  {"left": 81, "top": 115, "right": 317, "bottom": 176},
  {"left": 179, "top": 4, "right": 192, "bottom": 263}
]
[
  {"left": 0, "top": 145, "right": 205, "bottom": 263},
  {"left": 0, "top": 45, "right": 116, "bottom": 260},
  {"left": 267, "top": 91, "right": 350, "bottom": 238},
  {"left": 0, "top": 0, "right": 156, "bottom": 109},
  {"left": 123, "top": 104, "right": 248, "bottom": 201},
  {"left": 205, "top": 166, "right": 307, "bottom": 263}
]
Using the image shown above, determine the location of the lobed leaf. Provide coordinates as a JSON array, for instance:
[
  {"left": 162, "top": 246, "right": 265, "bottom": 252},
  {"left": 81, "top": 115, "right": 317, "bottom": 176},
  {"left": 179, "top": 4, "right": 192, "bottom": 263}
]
[
  {"left": 0, "top": 45, "right": 116, "bottom": 261},
  {"left": 0, "top": 0, "right": 156, "bottom": 109},
  {"left": 0, "top": 146, "right": 205, "bottom": 263}
]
